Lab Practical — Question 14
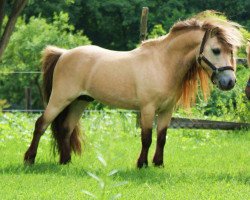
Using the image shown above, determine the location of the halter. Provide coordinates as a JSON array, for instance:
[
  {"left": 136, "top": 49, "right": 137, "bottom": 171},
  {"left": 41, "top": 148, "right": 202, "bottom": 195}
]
[{"left": 197, "top": 30, "right": 234, "bottom": 84}]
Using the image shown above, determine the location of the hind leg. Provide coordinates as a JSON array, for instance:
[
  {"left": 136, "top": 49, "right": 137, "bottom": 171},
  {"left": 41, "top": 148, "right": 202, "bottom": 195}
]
[
  {"left": 24, "top": 90, "right": 78, "bottom": 164},
  {"left": 59, "top": 100, "right": 89, "bottom": 164},
  {"left": 24, "top": 114, "right": 47, "bottom": 164}
]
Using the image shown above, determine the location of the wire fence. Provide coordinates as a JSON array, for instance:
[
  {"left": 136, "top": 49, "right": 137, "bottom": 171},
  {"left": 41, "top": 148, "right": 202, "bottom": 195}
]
[
  {"left": 0, "top": 71, "right": 42, "bottom": 74},
  {"left": 2, "top": 109, "right": 250, "bottom": 130}
]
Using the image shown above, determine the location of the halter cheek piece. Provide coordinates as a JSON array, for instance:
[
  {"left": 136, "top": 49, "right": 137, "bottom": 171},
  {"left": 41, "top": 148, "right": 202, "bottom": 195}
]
[{"left": 197, "top": 30, "right": 234, "bottom": 84}]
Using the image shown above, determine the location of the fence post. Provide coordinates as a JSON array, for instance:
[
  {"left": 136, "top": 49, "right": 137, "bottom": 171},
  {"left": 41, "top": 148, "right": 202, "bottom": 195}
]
[
  {"left": 140, "top": 7, "right": 149, "bottom": 42},
  {"left": 25, "top": 87, "right": 32, "bottom": 110}
]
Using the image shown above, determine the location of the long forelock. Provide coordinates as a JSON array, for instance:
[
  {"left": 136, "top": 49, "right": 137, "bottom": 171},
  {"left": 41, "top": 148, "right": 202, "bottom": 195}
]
[
  {"left": 203, "top": 20, "right": 243, "bottom": 51},
  {"left": 170, "top": 18, "right": 243, "bottom": 51}
]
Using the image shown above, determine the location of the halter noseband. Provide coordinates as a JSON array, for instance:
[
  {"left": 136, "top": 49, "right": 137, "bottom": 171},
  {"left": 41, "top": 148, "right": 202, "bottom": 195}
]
[{"left": 197, "top": 30, "right": 234, "bottom": 84}]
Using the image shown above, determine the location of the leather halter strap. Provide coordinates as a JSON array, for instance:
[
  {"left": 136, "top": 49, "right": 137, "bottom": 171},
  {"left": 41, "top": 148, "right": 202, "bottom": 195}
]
[{"left": 197, "top": 30, "right": 234, "bottom": 84}]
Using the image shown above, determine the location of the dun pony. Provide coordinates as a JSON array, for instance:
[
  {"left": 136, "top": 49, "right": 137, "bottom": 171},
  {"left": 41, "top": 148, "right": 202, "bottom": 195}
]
[{"left": 24, "top": 12, "right": 243, "bottom": 168}]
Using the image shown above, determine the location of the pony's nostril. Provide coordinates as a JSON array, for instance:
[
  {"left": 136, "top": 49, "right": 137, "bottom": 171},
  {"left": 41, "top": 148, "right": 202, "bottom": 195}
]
[
  {"left": 228, "top": 79, "right": 235, "bottom": 89},
  {"left": 228, "top": 80, "right": 233, "bottom": 87}
]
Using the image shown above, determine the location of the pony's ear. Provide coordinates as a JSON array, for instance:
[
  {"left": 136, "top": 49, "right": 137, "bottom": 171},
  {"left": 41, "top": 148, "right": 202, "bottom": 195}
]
[{"left": 210, "top": 27, "right": 219, "bottom": 38}]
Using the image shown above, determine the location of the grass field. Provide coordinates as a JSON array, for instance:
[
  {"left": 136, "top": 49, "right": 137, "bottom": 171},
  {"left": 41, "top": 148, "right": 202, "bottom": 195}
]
[{"left": 0, "top": 112, "right": 249, "bottom": 200}]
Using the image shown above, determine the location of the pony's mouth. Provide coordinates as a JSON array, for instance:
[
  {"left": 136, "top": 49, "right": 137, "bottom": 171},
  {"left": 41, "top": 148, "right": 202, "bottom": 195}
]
[
  {"left": 218, "top": 84, "right": 232, "bottom": 91},
  {"left": 217, "top": 79, "right": 235, "bottom": 91}
]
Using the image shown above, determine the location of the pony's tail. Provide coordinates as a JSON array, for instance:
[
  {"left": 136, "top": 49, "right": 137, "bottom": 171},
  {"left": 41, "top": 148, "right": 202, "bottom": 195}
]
[
  {"left": 42, "top": 45, "right": 65, "bottom": 103},
  {"left": 42, "top": 46, "right": 82, "bottom": 156}
]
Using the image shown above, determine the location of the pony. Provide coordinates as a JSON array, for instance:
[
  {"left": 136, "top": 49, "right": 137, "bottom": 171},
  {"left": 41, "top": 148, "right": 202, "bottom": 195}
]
[{"left": 24, "top": 14, "right": 243, "bottom": 168}]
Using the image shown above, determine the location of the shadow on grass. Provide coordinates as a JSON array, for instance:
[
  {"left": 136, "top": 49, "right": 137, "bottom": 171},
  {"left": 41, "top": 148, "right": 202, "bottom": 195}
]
[
  {"left": 115, "top": 167, "right": 250, "bottom": 185},
  {"left": 0, "top": 162, "right": 87, "bottom": 177},
  {"left": 1, "top": 163, "right": 249, "bottom": 186}
]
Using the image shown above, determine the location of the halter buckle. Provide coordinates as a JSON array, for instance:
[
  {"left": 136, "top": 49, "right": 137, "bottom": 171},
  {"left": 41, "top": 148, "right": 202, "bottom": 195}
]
[{"left": 198, "top": 53, "right": 204, "bottom": 65}]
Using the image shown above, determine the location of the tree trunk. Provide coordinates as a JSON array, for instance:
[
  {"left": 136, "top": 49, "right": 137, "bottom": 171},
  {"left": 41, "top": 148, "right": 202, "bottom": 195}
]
[
  {"left": 0, "top": 0, "right": 27, "bottom": 60},
  {"left": 0, "top": 0, "right": 6, "bottom": 34}
]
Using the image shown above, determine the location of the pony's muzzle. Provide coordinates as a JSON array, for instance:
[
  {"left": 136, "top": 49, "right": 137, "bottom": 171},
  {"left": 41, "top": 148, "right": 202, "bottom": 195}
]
[{"left": 218, "top": 76, "right": 236, "bottom": 91}]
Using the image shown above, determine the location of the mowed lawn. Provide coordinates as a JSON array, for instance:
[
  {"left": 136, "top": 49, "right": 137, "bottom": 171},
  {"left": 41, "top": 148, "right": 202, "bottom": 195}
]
[{"left": 0, "top": 112, "right": 249, "bottom": 200}]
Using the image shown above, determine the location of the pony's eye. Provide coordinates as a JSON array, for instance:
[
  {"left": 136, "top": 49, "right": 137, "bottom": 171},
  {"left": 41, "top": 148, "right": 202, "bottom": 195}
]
[{"left": 212, "top": 48, "right": 221, "bottom": 55}]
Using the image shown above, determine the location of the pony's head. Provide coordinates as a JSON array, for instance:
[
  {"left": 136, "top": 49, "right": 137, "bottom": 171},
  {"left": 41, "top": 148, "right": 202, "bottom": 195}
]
[
  {"left": 171, "top": 13, "right": 243, "bottom": 108},
  {"left": 197, "top": 21, "right": 243, "bottom": 91}
]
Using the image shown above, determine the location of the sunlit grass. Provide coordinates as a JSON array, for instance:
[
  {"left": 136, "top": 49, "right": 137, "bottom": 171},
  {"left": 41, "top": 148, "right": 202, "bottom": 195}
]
[{"left": 0, "top": 112, "right": 249, "bottom": 199}]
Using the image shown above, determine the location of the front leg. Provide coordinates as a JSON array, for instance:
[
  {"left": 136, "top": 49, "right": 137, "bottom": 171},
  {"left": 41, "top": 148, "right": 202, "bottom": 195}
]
[
  {"left": 137, "top": 128, "right": 152, "bottom": 168},
  {"left": 153, "top": 110, "right": 172, "bottom": 167},
  {"left": 137, "top": 105, "right": 155, "bottom": 168},
  {"left": 152, "top": 128, "right": 167, "bottom": 166}
]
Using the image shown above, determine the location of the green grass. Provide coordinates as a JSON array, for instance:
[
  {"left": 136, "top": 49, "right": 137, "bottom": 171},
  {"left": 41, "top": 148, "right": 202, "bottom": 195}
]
[{"left": 0, "top": 112, "right": 249, "bottom": 200}]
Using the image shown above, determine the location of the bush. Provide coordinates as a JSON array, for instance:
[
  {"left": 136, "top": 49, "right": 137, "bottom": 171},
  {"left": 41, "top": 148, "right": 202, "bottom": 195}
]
[{"left": 0, "top": 12, "right": 91, "bottom": 109}]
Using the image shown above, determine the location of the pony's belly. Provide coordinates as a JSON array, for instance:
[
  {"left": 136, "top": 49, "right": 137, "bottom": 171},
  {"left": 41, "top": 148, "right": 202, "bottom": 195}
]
[{"left": 94, "top": 95, "right": 140, "bottom": 110}]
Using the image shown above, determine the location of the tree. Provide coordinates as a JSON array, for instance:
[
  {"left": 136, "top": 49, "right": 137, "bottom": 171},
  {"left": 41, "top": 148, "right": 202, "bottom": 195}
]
[
  {"left": 21, "top": 0, "right": 250, "bottom": 51},
  {"left": 0, "top": 0, "right": 76, "bottom": 60},
  {"left": 0, "top": 0, "right": 28, "bottom": 60}
]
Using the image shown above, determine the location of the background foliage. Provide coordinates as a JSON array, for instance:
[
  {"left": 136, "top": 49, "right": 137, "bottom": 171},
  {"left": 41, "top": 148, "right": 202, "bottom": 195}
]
[
  {"left": 20, "top": 0, "right": 250, "bottom": 50},
  {"left": 0, "top": 12, "right": 90, "bottom": 108}
]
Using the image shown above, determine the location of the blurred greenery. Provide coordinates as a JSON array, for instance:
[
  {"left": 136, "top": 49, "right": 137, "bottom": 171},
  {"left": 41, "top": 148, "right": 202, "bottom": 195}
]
[
  {"left": 0, "top": 12, "right": 90, "bottom": 108},
  {"left": 148, "top": 24, "right": 166, "bottom": 39},
  {"left": 19, "top": 0, "right": 250, "bottom": 50}
]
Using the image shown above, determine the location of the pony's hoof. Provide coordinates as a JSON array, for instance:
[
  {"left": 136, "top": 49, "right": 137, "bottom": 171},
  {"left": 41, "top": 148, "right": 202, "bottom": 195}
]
[
  {"left": 152, "top": 158, "right": 164, "bottom": 167},
  {"left": 59, "top": 156, "right": 71, "bottom": 165},
  {"left": 24, "top": 152, "right": 36, "bottom": 165},
  {"left": 137, "top": 159, "right": 148, "bottom": 169}
]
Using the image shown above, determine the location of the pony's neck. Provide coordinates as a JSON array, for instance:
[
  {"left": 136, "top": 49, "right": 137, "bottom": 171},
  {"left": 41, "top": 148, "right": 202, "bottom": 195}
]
[{"left": 162, "top": 29, "right": 205, "bottom": 84}]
